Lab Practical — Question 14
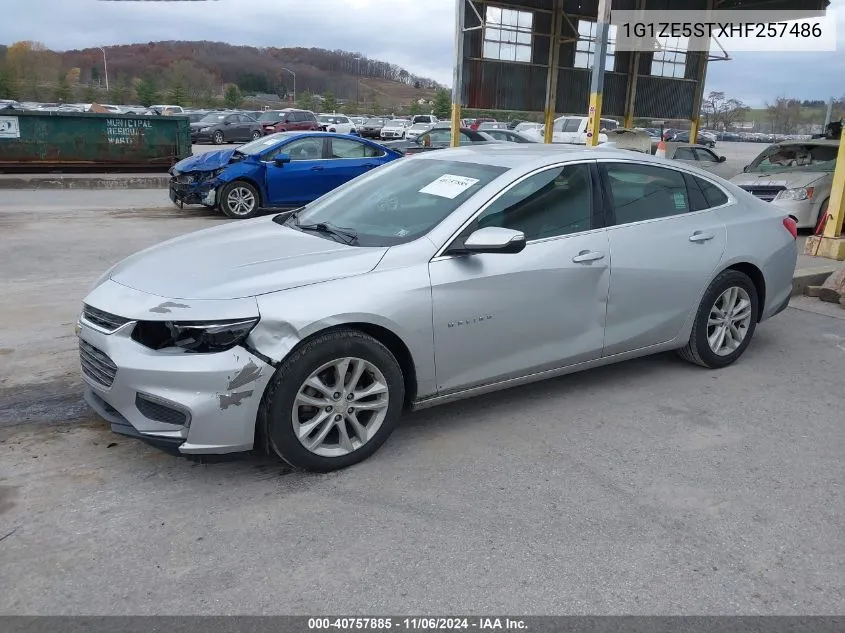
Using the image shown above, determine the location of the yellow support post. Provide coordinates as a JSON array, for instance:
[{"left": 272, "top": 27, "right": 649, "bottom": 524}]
[
  {"left": 805, "top": 137, "right": 845, "bottom": 260},
  {"left": 623, "top": 113, "right": 635, "bottom": 129},
  {"left": 689, "top": 119, "right": 700, "bottom": 144},
  {"left": 544, "top": 109, "right": 555, "bottom": 144},
  {"left": 450, "top": 103, "right": 462, "bottom": 148},
  {"left": 586, "top": 93, "right": 604, "bottom": 147}
]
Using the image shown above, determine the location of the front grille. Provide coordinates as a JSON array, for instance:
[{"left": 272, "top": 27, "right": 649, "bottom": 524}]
[
  {"left": 82, "top": 304, "right": 131, "bottom": 332},
  {"left": 135, "top": 394, "right": 189, "bottom": 426},
  {"left": 79, "top": 339, "right": 118, "bottom": 388},
  {"left": 738, "top": 185, "right": 786, "bottom": 202}
]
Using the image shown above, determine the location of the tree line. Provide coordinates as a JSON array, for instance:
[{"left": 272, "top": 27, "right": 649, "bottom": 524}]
[
  {"left": 0, "top": 40, "right": 444, "bottom": 108},
  {"left": 701, "top": 90, "right": 844, "bottom": 135}
]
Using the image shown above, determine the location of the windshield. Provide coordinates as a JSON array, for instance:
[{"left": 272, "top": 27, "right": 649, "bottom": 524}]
[
  {"left": 284, "top": 158, "right": 509, "bottom": 246},
  {"left": 386, "top": 120, "right": 406, "bottom": 127},
  {"left": 236, "top": 132, "right": 296, "bottom": 155},
  {"left": 747, "top": 143, "right": 838, "bottom": 174},
  {"left": 364, "top": 118, "right": 385, "bottom": 126},
  {"left": 200, "top": 113, "right": 227, "bottom": 123},
  {"left": 318, "top": 115, "right": 338, "bottom": 123},
  {"left": 258, "top": 111, "right": 284, "bottom": 122}
]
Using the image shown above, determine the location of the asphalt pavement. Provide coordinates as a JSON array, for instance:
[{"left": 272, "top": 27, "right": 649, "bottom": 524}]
[{"left": 1, "top": 175, "right": 843, "bottom": 615}]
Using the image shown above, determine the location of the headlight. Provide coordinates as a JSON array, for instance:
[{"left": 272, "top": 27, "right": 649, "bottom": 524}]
[
  {"left": 200, "top": 127, "right": 210, "bottom": 132},
  {"left": 131, "top": 318, "right": 259, "bottom": 353},
  {"left": 197, "top": 167, "right": 225, "bottom": 182},
  {"left": 774, "top": 187, "right": 814, "bottom": 201}
]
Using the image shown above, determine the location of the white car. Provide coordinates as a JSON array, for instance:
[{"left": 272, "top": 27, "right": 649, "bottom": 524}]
[
  {"left": 405, "top": 122, "right": 433, "bottom": 141},
  {"left": 317, "top": 114, "right": 356, "bottom": 135},
  {"left": 380, "top": 119, "right": 410, "bottom": 139}
]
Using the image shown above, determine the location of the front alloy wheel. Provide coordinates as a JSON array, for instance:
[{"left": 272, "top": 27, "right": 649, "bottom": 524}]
[
  {"left": 219, "top": 181, "right": 259, "bottom": 219},
  {"left": 213, "top": 130, "right": 224, "bottom": 145},
  {"left": 293, "top": 357, "right": 389, "bottom": 458},
  {"left": 261, "top": 329, "right": 405, "bottom": 471}
]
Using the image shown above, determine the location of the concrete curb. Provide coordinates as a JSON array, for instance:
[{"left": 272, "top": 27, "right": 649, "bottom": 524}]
[
  {"left": 0, "top": 174, "right": 169, "bottom": 190},
  {"left": 792, "top": 266, "right": 837, "bottom": 296}
]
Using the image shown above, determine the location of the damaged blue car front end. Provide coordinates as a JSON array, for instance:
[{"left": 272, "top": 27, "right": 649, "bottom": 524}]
[{"left": 168, "top": 148, "right": 245, "bottom": 208}]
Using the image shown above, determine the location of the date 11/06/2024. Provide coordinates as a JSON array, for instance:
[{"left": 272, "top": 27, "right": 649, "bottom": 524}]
[{"left": 308, "top": 617, "right": 528, "bottom": 630}]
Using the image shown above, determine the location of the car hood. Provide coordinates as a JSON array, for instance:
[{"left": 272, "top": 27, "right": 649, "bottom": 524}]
[
  {"left": 730, "top": 170, "right": 830, "bottom": 189},
  {"left": 107, "top": 216, "right": 389, "bottom": 300},
  {"left": 174, "top": 149, "right": 239, "bottom": 173}
]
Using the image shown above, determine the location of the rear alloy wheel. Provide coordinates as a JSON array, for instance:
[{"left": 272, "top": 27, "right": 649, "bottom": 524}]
[
  {"left": 251, "top": 130, "right": 261, "bottom": 140},
  {"left": 219, "top": 181, "right": 260, "bottom": 219},
  {"left": 678, "top": 270, "right": 758, "bottom": 368},
  {"left": 213, "top": 130, "right": 224, "bottom": 145},
  {"left": 261, "top": 329, "right": 405, "bottom": 471}
]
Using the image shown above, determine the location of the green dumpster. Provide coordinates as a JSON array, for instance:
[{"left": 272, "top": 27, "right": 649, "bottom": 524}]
[{"left": 0, "top": 110, "right": 192, "bottom": 172}]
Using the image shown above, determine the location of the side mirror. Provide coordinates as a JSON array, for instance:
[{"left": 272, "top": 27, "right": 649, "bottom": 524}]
[
  {"left": 743, "top": 165, "right": 749, "bottom": 172},
  {"left": 461, "top": 227, "right": 526, "bottom": 254},
  {"left": 224, "top": 120, "right": 232, "bottom": 125},
  {"left": 273, "top": 153, "right": 291, "bottom": 166},
  {"left": 718, "top": 155, "right": 727, "bottom": 163}
]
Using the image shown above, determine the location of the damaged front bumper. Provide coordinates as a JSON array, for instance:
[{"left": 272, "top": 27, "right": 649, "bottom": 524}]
[
  {"left": 169, "top": 175, "right": 218, "bottom": 207},
  {"left": 78, "top": 280, "right": 275, "bottom": 456}
]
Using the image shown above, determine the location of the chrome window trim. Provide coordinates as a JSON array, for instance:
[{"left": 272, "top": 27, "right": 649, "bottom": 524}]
[{"left": 430, "top": 159, "right": 600, "bottom": 261}]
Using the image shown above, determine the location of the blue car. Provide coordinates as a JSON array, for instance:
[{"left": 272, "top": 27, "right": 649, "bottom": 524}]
[{"left": 168, "top": 132, "right": 404, "bottom": 219}]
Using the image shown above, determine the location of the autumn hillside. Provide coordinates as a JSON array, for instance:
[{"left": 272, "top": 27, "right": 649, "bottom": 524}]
[{"left": 0, "top": 40, "right": 445, "bottom": 110}]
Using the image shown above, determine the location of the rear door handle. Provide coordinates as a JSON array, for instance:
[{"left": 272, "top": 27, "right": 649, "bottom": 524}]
[
  {"left": 310, "top": 165, "right": 324, "bottom": 171},
  {"left": 689, "top": 231, "right": 715, "bottom": 243},
  {"left": 572, "top": 250, "right": 605, "bottom": 263}
]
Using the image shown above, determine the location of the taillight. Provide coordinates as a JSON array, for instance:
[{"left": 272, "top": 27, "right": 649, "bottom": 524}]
[{"left": 782, "top": 216, "right": 798, "bottom": 239}]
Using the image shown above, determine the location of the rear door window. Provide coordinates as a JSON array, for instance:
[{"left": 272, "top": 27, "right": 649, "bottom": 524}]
[{"left": 601, "top": 162, "right": 691, "bottom": 224}]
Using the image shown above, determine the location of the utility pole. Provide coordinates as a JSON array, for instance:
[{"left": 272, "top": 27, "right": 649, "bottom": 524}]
[
  {"left": 99, "top": 47, "right": 109, "bottom": 93},
  {"left": 825, "top": 96, "right": 834, "bottom": 127},
  {"left": 281, "top": 67, "right": 295, "bottom": 105},
  {"left": 355, "top": 56, "right": 362, "bottom": 105}
]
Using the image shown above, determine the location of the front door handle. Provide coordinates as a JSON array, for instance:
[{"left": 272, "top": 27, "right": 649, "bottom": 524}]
[
  {"left": 572, "top": 250, "right": 605, "bottom": 263},
  {"left": 310, "top": 165, "right": 324, "bottom": 171},
  {"left": 689, "top": 231, "right": 715, "bottom": 243}
]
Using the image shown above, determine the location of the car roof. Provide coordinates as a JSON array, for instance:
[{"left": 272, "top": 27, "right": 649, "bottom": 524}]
[
  {"left": 774, "top": 139, "right": 839, "bottom": 147},
  {"left": 408, "top": 143, "right": 727, "bottom": 172}
]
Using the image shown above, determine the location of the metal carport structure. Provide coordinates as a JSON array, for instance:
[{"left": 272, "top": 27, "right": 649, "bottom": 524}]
[{"left": 448, "top": 0, "right": 845, "bottom": 259}]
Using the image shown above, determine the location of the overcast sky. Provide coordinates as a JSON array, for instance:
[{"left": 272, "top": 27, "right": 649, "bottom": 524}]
[{"left": 1, "top": 0, "right": 842, "bottom": 109}]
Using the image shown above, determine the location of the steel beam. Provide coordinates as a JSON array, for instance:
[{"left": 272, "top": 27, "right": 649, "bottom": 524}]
[
  {"left": 585, "top": 0, "right": 610, "bottom": 147},
  {"left": 543, "top": 0, "right": 563, "bottom": 143},
  {"left": 451, "top": 0, "right": 466, "bottom": 148}
]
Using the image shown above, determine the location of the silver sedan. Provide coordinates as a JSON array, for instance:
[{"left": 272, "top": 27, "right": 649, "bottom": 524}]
[{"left": 78, "top": 145, "right": 798, "bottom": 471}]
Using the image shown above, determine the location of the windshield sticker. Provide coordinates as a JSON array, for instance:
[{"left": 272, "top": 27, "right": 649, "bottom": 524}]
[{"left": 419, "top": 174, "right": 480, "bottom": 199}]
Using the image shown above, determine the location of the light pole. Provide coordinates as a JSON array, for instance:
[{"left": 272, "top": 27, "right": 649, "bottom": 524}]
[
  {"left": 281, "top": 67, "right": 295, "bottom": 105},
  {"left": 354, "top": 56, "right": 362, "bottom": 105},
  {"left": 99, "top": 47, "right": 109, "bottom": 93}
]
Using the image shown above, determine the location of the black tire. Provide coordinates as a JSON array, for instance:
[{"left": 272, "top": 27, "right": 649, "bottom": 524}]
[
  {"left": 251, "top": 130, "right": 261, "bottom": 140},
  {"left": 218, "top": 180, "right": 260, "bottom": 219},
  {"left": 260, "top": 329, "right": 405, "bottom": 472},
  {"left": 213, "top": 130, "right": 224, "bottom": 145},
  {"left": 678, "top": 270, "right": 759, "bottom": 369}
]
